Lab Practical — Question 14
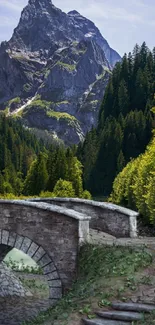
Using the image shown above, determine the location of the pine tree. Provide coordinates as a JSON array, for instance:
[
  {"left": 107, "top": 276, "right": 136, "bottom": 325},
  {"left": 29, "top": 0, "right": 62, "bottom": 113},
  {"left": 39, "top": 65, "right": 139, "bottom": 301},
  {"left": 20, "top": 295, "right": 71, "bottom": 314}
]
[{"left": 118, "top": 79, "right": 129, "bottom": 115}]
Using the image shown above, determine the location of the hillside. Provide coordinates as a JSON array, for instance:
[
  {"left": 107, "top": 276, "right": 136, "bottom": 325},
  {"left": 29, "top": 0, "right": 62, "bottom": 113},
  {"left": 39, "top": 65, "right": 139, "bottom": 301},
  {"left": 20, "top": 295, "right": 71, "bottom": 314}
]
[
  {"left": 0, "top": 0, "right": 121, "bottom": 145},
  {"left": 21, "top": 243, "right": 155, "bottom": 325},
  {"left": 79, "top": 43, "right": 155, "bottom": 196}
]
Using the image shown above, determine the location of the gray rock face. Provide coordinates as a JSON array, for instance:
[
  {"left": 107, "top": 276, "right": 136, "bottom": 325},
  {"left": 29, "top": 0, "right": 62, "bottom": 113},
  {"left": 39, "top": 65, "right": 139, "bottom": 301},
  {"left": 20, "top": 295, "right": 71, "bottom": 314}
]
[
  {"left": 67, "top": 10, "right": 120, "bottom": 67},
  {"left": 0, "top": 0, "right": 121, "bottom": 144}
]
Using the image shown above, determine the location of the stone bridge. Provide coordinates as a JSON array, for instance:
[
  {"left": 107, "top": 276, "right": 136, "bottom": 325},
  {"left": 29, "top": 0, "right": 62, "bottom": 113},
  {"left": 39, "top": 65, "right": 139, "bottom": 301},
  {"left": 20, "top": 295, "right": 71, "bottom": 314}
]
[
  {"left": 30, "top": 198, "right": 138, "bottom": 238},
  {"left": 0, "top": 199, "right": 138, "bottom": 305}
]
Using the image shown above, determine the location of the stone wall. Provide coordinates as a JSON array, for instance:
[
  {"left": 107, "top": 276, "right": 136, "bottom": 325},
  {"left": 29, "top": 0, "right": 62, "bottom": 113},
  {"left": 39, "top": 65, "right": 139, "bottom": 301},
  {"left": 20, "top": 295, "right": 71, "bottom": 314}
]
[
  {"left": 0, "top": 200, "right": 90, "bottom": 304},
  {"left": 0, "top": 262, "right": 31, "bottom": 297},
  {"left": 30, "top": 198, "right": 138, "bottom": 238}
]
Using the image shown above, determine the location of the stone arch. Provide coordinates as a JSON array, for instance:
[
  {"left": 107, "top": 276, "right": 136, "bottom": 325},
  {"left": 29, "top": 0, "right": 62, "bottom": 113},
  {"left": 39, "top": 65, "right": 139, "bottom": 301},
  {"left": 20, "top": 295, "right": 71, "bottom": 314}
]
[{"left": 0, "top": 229, "right": 62, "bottom": 304}]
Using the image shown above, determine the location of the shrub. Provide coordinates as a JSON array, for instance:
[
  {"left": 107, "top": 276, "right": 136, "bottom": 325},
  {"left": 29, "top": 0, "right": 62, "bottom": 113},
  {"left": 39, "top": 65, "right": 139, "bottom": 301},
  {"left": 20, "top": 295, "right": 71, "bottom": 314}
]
[
  {"left": 81, "top": 190, "right": 92, "bottom": 200},
  {"left": 53, "top": 179, "right": 75, "bottom": 198}
]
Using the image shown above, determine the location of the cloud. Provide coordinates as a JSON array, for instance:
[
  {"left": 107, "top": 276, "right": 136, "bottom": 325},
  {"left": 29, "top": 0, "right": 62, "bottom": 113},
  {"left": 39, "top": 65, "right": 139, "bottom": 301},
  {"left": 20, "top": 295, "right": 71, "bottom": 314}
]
[
  {"left": 0, "top": 15, "right": 17, "bottom": 27},
  {"left": 0, "top": 0, "right": 26, "bottom": 12},
  {"left": 81, "top": 4, "right": 143, "bottom": 24}
]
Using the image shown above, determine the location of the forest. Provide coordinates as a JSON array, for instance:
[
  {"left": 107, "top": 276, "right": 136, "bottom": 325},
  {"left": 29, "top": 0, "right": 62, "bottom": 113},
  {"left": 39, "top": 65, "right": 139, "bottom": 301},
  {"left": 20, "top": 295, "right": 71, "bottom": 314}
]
[
  {"left": 1, "top": 42, "right": 155, "bottom": 225},
  {"left": 0, "top": 114, "right": 90, "bottom": 199},
  {"left": 78, "top": 42, "right": 155, "bottom": 196}
]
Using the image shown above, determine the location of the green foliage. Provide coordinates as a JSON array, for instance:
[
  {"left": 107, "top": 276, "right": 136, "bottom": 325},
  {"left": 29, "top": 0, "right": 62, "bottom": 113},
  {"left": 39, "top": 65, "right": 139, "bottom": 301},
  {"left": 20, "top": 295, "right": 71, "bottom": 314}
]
[
  {"left": 40, "top": 191, "right": 54, "bottom": 198},
  {"left": 23, "top": 153, "right": 48, "bottom": 195},
  {"left": 56, "top": 61, "right": 76, "bottom": 71},
  {"left": 25, "top": 99, "right": 52, "bottom": 110},
  {"left": 9, "top": 97, "right": 21, "bottom": 105},
  {"left": 53, "top": 179, "right": 75, "bottom": 197},
  {"left": 111, "top": 137, "right": 155, "bottom": 224},
  {"left": 82, "top": 190, "right": 92, "bottom": 200},
  {"left": 47, "top": 110, "right": 76, "bottom": 121},
  {"left": 0, "top": 130, "right": 90, "bottom": 198},
  {"left": 79, "top": 42, "right": 154, "bottom": 196},
  {"left": 4, "top": 258, "right": 42, "bottom": 274}
]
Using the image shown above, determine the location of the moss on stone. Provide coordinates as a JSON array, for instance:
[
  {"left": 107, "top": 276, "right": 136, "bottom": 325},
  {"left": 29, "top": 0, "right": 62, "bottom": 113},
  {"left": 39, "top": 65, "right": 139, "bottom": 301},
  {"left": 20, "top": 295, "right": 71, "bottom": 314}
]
[
  {"left": 56, "top": 61, "right": 76, "bottom": 71},
  {"left": 27, "top": 99, "right": 52, "bottom": 110},
  {"left": 47, "top": 110, "right": 76, "bottom": 121},
  {"left": 9, "top": 97, "right": 21, "bottom": 105},
  {"left": 23, "top": 83, "right": 32, "bottom": 93},
  {"left": 55, "top": 101, "right": 69, "bottom": 105},
  {"left": 90, "top": 100, "right": 99, "bottom": 104}
]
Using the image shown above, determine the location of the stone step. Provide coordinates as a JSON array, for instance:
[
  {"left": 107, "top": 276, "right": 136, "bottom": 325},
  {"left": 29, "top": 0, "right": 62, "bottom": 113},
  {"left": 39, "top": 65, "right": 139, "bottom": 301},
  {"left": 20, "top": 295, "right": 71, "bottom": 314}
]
[
  {"left": 96, "top": 310, "right": 143, "bottom": 322},
  {"left": 111, "top": 302, "right": 155, "bottom": 313},
  {"left": 82, "top": 319, "right": 131, "bottom": 325}
]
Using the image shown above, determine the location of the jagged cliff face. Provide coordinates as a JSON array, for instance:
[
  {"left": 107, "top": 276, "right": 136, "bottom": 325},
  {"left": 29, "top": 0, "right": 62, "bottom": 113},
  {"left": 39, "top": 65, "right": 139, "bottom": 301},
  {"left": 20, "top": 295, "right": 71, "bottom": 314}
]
[{"left": 0, "top": 0, "right": 121, "bottom": 145}]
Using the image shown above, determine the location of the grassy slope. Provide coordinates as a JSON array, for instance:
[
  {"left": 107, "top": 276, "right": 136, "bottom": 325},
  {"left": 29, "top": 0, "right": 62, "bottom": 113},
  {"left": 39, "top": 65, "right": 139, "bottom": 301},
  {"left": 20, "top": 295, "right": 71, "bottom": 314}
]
[{"left": 22, "top": 244, "right": 155, "bottom": 325}]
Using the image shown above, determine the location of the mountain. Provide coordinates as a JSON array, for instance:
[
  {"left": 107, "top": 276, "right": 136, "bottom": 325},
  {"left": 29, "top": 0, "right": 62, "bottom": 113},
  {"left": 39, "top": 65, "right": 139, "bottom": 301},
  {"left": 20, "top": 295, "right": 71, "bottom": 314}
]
[{"left": 0, "top": 0, "right": 121, "bottom": 145}]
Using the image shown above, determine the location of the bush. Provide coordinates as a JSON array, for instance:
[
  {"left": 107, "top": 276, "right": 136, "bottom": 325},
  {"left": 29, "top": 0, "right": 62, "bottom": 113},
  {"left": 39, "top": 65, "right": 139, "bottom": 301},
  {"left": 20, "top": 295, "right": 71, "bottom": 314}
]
[
  {"left": 53, "top": 179, "right": 75, "bottom": 198},
  {"left": 81, "top": 190, "right": 92, "bottom": 200},
  {"left": 40, "top": 191, "right": 54, "bottom": 198}
]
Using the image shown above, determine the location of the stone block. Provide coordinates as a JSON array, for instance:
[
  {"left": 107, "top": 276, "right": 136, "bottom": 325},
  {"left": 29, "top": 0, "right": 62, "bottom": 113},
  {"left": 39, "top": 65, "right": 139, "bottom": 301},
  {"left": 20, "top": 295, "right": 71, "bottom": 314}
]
[
  {"left": 39, "top": 254, "right": 52, "bottom": 267},
  {"left": 27, "top": 242, "right": 39, "bottom": 258},
  {"left": 8, "top": 233, "right": 17, "bottom": 247},
  {"left": 21, "top": 237, "right": 32, "bottom": 254},
  {"left": 46, "top": 271, "right": 59, "bottom": 280},
  {"left": 33, "top": 246, "right": 46, "bottom": 262},
  {"left": 43, "top": 262, "right": 56, "bottom": 274},
  {"left": 14, "top": 235, "right": 24, "bottom": 250},
  {"left": 1, "top": 230, "right": 9, "bottom": 245},
  {"left": 49, "top": 287, "right": 62, "bottom": 299},
  {"left": 48, "top": 279, "right": 62, "bottom": 287}
]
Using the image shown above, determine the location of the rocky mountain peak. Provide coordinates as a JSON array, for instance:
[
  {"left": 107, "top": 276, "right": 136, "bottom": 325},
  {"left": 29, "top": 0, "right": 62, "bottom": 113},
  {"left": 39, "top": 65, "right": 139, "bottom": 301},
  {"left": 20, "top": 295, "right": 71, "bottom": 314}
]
[
  {"left": 28, "top": 0, "right": 52, "bottom": 6},
  {"left": 68, "top": 10, "right": 80, "bottom": 16}
]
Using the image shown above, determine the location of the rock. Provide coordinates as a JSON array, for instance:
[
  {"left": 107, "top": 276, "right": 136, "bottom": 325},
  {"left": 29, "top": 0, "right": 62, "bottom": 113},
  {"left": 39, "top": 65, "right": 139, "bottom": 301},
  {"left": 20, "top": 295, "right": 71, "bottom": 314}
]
[
  {"left": 82, "top": 319, "right": 131, "bottom": 325},
  {"left": 111, "top": 301, "right": 155, "bottom": 313},
  {"left": 0, "top": 263, "right": 32, "bottom": 297},
  {"left": 96, "top": 310, "right": 143, "bottom": 321}
]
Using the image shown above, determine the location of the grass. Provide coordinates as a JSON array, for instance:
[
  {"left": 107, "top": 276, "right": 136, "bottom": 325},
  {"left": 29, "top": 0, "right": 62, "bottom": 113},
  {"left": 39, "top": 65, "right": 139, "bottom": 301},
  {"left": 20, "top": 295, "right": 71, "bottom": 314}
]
[
  {"left": 55, "top": 101, "right": 69, "bottom": 105},
  {"left": 47, "top": 110, "right": 76, "bottom": 121},
  {"left": 26, "top": 99, "right": 52, "bottom": 110},
  {"left": 24, "top": 98, "right": 76, "bottom": 121},
  {"left": 90, "top": 100, "right": 99, "bottom": 104},
  {"left": 9, "top": 97, "right": 21, "bottom": 105},
  {"left": 56, "top": 61, "right": 76, "bottom": 71},
  {"left": 22, "top": 244, "right": 153, "bottom": 325}
]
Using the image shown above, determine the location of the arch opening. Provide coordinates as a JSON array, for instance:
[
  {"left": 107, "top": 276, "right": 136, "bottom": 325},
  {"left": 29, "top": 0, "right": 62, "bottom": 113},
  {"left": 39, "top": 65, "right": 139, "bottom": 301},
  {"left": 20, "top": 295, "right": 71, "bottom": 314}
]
[{"left": 0, "top": 230, "right": 62, "bottom": 303}]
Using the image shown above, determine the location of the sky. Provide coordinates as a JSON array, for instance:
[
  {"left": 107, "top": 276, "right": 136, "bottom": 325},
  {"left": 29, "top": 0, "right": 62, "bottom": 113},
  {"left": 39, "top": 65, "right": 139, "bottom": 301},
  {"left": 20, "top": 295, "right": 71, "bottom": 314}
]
[{"left": 0, "top": 0, "right": 155, "bottom": 56}]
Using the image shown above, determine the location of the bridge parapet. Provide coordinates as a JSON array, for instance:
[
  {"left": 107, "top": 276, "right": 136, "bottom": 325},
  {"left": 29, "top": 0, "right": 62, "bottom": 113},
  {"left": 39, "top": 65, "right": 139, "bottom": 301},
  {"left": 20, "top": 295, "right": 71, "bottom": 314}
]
[{"left": 30, "top": 198, "right": 138, "bottom": 238}]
